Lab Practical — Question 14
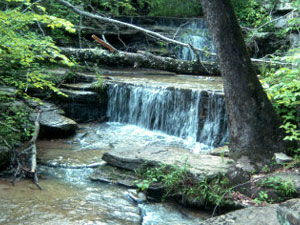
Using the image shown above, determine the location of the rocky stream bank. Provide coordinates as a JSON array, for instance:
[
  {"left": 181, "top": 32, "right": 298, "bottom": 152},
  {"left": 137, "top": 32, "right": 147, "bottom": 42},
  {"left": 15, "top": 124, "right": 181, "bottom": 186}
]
[{"left": 1, "top": 68, "right": 300, "bottom": 224}]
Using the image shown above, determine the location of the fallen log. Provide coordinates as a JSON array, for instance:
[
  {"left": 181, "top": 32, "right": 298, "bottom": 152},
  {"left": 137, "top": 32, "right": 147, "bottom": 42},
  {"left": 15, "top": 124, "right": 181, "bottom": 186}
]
[
  {"left": 61, "top": 47, "right": 220, "bottom": 75},
  {"left": 56, "top": 0, "right": 291, "bottom": 67}
]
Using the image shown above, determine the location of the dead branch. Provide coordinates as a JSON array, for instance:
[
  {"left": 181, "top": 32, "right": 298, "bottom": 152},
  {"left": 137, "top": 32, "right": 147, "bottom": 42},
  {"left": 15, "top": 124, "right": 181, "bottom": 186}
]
[
  {"left": 55, "top": 0, "right": 212, "bottom": 56},
  {"left": 12, "top": 111, "right": 41, "bottom": 190},
  {"left": 56, "top": 0, "right": 292, "bottom": 67},
  {"left": 92, "top": 34, "right": 116, "bottom": 53}
]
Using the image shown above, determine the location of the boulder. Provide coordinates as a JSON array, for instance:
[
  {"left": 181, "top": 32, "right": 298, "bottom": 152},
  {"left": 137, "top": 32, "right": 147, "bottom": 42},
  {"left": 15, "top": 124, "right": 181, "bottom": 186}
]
[
  {"left": 37, "top": 104, "right": 78, "bottom": 138},
  {"left": 226, "top": 156, "right": 254, "bottom": 194},
  {"left": 253, "top": 171, "right": 300, "bottom": 194},
  {"left": 200, "top": 203, "right": 279, "bottom": 225},
  {"left": 199, "top": 198, "right": 300, "bottom": 225},
  {"left": 274, "top": 152, "right": 293, "bottom": 164},
  {"left": 277, "top": 198, "right": 300, "bottom": 225}
]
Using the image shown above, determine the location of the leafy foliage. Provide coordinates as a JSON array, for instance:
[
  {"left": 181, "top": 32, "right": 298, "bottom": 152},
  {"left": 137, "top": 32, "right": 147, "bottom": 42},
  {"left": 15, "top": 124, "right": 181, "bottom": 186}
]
[
  {"left": 254, "top": 176, "right": 297, "bottom": 203},
  {"left": 0, "top": 0, "right": 75, "bottom": 91},
  {"left": 143, "top": 0, "right": 202, "bottom": 17},
  {"left": 135, "top": 163, "right": 232, "bottom": 206},
  {"left": 0, "top": 102, "right": 34, "bottom": 148},
  {"left": 0, "top": 0, "right": 75, "bottom": 149},
  {"left": 261, "top": 48, "right": 300, "bottom": 154},
  {"left": 232, "top": 0, "right": 274, "bottom": 28}
]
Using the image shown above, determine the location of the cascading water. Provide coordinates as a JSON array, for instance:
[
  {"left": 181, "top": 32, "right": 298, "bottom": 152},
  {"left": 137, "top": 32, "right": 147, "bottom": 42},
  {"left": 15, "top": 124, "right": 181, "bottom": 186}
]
[
  {"left": 107, "top": 83, "right": 228, "bottom": 150},
  {"left": 175, "top": 19, "right": 216, "bottom": 61},
  {"left": 118, "top": 16, "right": 216, "bottom": 62}
]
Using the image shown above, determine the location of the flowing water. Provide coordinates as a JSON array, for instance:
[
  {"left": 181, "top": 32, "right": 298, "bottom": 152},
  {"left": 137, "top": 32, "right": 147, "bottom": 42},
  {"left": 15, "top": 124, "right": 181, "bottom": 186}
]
[
  {"left": 0, "top": 73, "right": 228, "bottom": 224},
  {"left": 119, "top": 16, "right": 215, "bottom": 61},
  {"left": 175, "top": 19, "right": 216, "bottom": 61},
  {"left": 0, "top": 122, "right": 210, "bottom": 225},
  {"left": 106, "top": 75, "right": 228, "bottom": 150}
]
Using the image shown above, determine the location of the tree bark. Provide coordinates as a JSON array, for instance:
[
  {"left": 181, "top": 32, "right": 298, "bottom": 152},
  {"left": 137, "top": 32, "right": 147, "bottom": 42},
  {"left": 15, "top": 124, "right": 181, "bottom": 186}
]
[
  {"left": 61, "top": 47, "right": 220, "bottom": 75},
  {"left": 200, "top": 0, "right": 285, "bottom": 166}
]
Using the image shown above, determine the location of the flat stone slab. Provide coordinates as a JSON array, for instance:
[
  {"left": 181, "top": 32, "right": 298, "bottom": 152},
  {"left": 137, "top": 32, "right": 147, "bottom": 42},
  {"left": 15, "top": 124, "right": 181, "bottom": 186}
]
[
  {"left": 199, "top": 198, "right": 300, "bottom": 225},
  {"left": 61, "top": 83, "right": 95, "bottom": 91},
  {"left": 59, "top": 88, "right": 100, "bottom": 103},
  {"left": 39, "top": 110, "right": 78, "bottom": 138},
  {"left": 102, "top": 146, "right": 233, "bottom": 179}
]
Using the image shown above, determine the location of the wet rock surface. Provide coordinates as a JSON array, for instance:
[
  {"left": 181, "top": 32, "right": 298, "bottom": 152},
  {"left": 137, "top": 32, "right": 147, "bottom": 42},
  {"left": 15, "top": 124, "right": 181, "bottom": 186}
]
[
  {"left": 277, "top": 198, "right": 300, "bottom": 225},
  {"left": 28, "top": 101, "right": 79, "bottom": 138},
  {"left": 0, "top": 121, "right": 210, "bottom": 224},
  {"left": 199, "top": 198, "right": 300, "bottom": 225},
  {"left": 56, "top": 72, "right": 107, "bottom": 123},
  {"left": 102, "top": 147, "right": 233, "bottom": 179},
  {"left": 39, "top": 110, "right": 78, "bottom": 138},
  {"left": 90, "top": 163, "right": 138, "bottom": 188}
]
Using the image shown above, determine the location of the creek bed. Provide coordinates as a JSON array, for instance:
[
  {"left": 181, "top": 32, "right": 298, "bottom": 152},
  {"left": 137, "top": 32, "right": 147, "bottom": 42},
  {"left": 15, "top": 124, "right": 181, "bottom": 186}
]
[{"left": 0, "top": 122, "right": 210, "bottom": 225}]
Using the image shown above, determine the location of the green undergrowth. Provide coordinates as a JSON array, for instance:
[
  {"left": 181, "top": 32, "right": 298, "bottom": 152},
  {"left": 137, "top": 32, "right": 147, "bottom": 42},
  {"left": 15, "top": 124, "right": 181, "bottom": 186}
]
[
  {"left": 135, "top": 162, "right": 299, "bottom": 208},
  {"left": 254, "top": 176, "right": 297, "bottom": 204},
  {"left": 0, "top": 0, "right": 75, "bottom": 152},
  {"left": 135, "top": 162, "right": 232, "bottom": 207},
  {"left": 0, "top": 96, "right": 34, "bottom": 149},
  {"left": 261, "top": 48, "right": 300, "bottom": 156}
]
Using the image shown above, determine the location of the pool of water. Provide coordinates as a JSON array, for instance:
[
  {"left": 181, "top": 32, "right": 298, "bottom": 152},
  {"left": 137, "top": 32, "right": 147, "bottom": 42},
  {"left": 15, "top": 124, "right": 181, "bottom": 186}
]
[{"left": 0, "top": 122, "right": 210, "bottom": 225}]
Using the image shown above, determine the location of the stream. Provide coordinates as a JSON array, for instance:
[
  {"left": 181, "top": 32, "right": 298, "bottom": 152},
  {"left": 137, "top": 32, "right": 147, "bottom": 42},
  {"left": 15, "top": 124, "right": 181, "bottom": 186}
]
[
  {"left": 0, "top": 122, "right": 210, "bottom": 225},
  {"left": 0, "top": 72, "right": 227, "bottom": 224}
]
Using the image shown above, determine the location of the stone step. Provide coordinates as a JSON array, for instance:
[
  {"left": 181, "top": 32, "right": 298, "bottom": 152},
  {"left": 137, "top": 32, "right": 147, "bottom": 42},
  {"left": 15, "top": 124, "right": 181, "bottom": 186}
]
[
  {"left": 74, "top": 72, "right": 97, "bottom": 83},
  {"left": 61, "top": 83, "right": 95, "bottom": 91},
  {"left": 98, "top": 68, "right": 176, "bottom": 76},
  {"left": 59, "top": 88, "right": 100, "bottom": 103}
]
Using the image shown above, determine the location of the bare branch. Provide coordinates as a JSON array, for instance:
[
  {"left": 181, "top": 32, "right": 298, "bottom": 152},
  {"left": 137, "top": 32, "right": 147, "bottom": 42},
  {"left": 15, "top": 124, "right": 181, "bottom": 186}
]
[
  {"left": 92, "top": 35, "right": 116, "bottom": 53},
  {"left": 55, "top": 0, "right": 212, "bottom": 55}
]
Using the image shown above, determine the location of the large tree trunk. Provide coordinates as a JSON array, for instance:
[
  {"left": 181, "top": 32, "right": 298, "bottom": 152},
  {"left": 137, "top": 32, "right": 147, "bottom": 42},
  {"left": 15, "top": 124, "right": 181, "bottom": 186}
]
[
  {"left": 61, "top": 48, "right": 220, "bottom": 75},
  {"left": 200, "top": 0, "right": 285, "bottom": 166}
]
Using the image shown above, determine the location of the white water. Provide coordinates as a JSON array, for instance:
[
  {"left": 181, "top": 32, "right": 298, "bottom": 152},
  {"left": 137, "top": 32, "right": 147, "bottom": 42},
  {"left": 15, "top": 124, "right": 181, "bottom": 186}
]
[
  {"left": 107, "top": 83, "right": 229, "bottom": 151},
  {"left": 176, "top": 20, "right": 216, "bottom": 61}
]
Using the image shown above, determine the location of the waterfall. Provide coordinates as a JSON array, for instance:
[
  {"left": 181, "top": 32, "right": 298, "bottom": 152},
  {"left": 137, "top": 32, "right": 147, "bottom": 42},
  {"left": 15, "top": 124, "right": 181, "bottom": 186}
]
[
  {"left": 107, "top": 83, "right": 228, "bottom": 148},
  {"left": 175, "top": 19, "right": 216, "bottom": 61},
  {"left": 117, "top": 16, "right": 216, "bottom": 62}
]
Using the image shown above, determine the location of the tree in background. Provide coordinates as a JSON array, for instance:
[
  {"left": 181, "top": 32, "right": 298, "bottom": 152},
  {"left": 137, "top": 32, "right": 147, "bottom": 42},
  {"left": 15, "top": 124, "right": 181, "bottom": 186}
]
[{"left": 200, "top": 0, "right": 286, "bottom": 167}]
